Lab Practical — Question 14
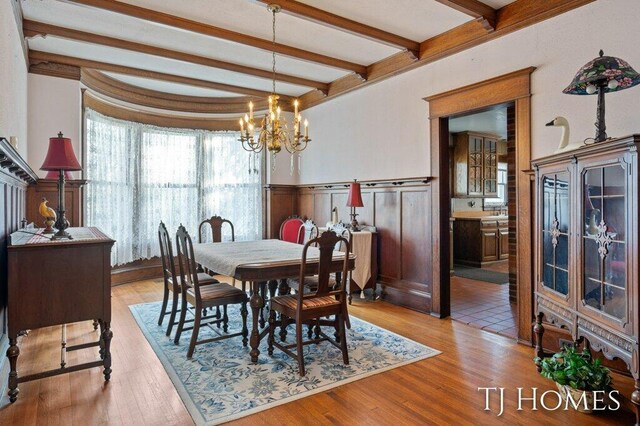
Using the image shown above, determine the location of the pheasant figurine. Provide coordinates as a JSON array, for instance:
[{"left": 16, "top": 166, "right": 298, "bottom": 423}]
[{"left": 38, "top": 197, "right": 57, "bottom": 234}]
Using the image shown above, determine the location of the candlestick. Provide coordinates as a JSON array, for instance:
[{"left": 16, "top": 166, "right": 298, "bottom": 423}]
[{"left": 304, "top": 119, "right": 308, "bottom": 138}]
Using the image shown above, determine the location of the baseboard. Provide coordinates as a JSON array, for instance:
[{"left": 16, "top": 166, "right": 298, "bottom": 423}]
[
  {"left": 0, "top": 334, "right": 9, "bottom": 400},
  {"left": 379, "top": 281, "right": 432, "bottom": 314}
]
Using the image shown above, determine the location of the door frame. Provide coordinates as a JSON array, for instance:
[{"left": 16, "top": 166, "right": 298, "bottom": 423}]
[{"left": 424, "top": 67, "right": 535, "bottom": 343}]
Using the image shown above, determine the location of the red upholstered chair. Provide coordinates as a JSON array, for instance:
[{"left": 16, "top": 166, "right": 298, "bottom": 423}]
[{"left": 280, "top": 215, "right": 304, "bottom": 244}]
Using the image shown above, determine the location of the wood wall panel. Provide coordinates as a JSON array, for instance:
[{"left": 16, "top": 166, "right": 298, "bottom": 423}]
[
  {"left": 401, "top": 190, "right": 431, "bottom": 284},
  {"left": 374, "top": 191, "right": 400, "bottom": 280},
  {"left": 26, "top": 179, "right": 86, "bottom": 228},
  {"left": 290, "top": 178, "right": 433, "bottom": 313},
  {"left": 264, "top": 185, "right": 297, "bottom": 239}
]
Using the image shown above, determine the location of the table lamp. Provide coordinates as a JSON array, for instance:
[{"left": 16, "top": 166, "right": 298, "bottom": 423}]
[
  {"left": 40, "top": 132, "right": 82, "bottom": 239},
  {"left": 563, "top": 50, "right": 640, "bottom": 143},
  {"left": 346, "top": 179, "right": 364, "bottom": 231}
]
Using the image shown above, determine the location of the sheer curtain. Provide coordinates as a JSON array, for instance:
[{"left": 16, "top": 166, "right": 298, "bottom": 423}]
[{"left": 84, "top": 109, "right": 263, "bottom": 266}]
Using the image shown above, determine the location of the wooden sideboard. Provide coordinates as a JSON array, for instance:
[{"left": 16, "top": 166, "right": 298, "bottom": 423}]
[
  {"left": 6, "top": 227, "right": 114, "bottom": 402},
  {"left": 26, "top": 178, "right": 87, "bottom": 227},
  {"left": 452, "top": 216, "right": 509, "bottom": 267},
  {"left": 532, "top": 135, "right": 640, "bottom": 423}
]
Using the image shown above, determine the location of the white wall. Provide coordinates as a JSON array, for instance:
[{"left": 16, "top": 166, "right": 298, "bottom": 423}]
[
  {"left": 0, "top": 1, "right": 28, "bottom": 159},
  {"left": 27, "top": 74, "right": 82, "bottom": 178},
  {"left": 296, "top": 0, "right": 640, "bottom": 185}
]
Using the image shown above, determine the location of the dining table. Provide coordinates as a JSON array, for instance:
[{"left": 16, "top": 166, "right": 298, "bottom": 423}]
[{"left": 192, "top": 239, "right": 355, "bottom": 363}]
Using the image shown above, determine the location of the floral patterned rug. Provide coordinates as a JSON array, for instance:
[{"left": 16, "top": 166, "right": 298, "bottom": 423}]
[{"left": 129, "top": 302, "right": 440, "bottom": 425}]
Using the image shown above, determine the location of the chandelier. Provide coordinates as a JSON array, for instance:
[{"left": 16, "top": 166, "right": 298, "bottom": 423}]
[{"left": 238, "top": 4, "right": 310, "bottom": 175}]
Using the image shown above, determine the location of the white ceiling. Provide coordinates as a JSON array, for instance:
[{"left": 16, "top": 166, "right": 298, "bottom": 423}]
[
  {"left": 449, "top": 107, "right": 508, "bottom": 139},
  {"left": 22, "top": 0, "right": 517, "bottom": 110}
]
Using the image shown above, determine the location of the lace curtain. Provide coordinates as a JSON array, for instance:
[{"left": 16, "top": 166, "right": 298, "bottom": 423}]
[{"left": 84, "top": 109, "right": 263, "bottom": 266}]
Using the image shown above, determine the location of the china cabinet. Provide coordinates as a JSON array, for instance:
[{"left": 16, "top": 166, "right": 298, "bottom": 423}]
[{"left": 532, "top": 135, "right": 640, "bottom": 422}]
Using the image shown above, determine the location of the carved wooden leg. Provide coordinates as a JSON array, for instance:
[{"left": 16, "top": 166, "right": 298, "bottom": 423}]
[
  {"left": 268, "top": 310, "right": 276, "bottom": 356},
  {"left": 338, "top": 313, "right": 349, "bottom": 365},
  {"left": 7, "top": 337, "right": 19, "bottom": 403},
  {"left": 222, "top": 305, "right": 229, "bottom": 333},
  {"left": 314, "top": 319, "right": 321, "bottom": 340},
  {"left": 216, "top": 306, "right": 221, "bottom": 328},
  {"left": 280, "top": 314, "right": 288, "bottom": 342},
  {"left": 631, "top": 380, "right": 640, "bottom": 426},
  {"left": 278, "top": 278, "right": 290, "bottom": 296},
  {"left": 249, "top": 281, "right": 264, "bottom": 363},
  {"left": 158, "top": 283, "right": 169, "bottom": 326},
  {"left": 259, "top": 282, "right": 267, "bottom": 329},
  {"left": 93, "top": 319, "right": 99, "bottom": 331},
  {"left": 166, "top": 291, "right": 180, "bottom": 337},
  {"left": 534, "top": 312, "right": 545, "bottom": 372},
  {"left": 241, "top": 300, "right": 248, "bottom": 347},
  {"left": 102, "top": 322, "right": 113, "bottom": 381},
  {"left": 99, "top": 320, "right": 105, "bottom": 360}
]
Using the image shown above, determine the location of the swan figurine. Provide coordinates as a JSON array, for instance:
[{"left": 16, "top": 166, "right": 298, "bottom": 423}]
[{"left": 546, "top": 116, "right": 585, "bottom": 153}]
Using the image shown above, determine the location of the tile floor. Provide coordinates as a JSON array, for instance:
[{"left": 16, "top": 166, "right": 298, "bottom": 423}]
[{"left": 450, "top": 261, "right": 517, "bottom": 339}]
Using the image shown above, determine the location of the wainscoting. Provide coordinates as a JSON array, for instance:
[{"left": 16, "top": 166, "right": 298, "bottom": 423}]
[
  {"left": 265, "top": 177, "right": 433, "bottom": 313},
  {"left": 0, "top": 138, "right": 38, "bottom": 394}
]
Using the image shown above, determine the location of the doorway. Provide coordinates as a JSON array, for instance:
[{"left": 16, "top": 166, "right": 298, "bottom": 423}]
[
  {"left": 425, "top": 68, "right": 535, "bottom": 343},
  {"left": 448, "top": 104, "right": 516, "bottom": 338}
]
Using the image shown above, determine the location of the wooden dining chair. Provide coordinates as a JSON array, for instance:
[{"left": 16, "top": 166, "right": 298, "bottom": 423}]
[
  {"left": 157, "top": 221, "right": 219, "bottom": 337},
  {"left": 267, "top": 230, "right": 350, "bottom": 376},
  {"left": 279, "top": 215, "right": 304, "bottom": 244},
  {"left": 298, "top": 219, "right": 319, "bottom": 245},
  {"left": 173, "top": 225, "right": 248, "bottom": 358},
  {"left": 198, "top": 215, "right": 235, "bottom": 323}
]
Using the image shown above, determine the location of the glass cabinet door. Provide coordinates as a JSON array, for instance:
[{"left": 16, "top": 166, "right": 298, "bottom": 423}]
[
  {"left": 484, "top": 138, "right": 498, "bottom": 196},
  {"left": 541, "top": 172, "right": 570, "bottom": 295},
  {"left": 582, "top": 164, "right": 626, "bottom": 320},
  {"left": 468, "top": 136, "right": 483, "bottom": 195}
]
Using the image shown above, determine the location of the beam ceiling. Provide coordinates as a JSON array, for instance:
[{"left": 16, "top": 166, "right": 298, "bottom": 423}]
[
  {"left": 256, "top": 0, "right": 420, "bottom": 56},
  {"left": 23, "top": 20, "right": 329, "bottom": 92},
  {"left": 63, "top": 0, "right": 368, "bottom": 76},
  {"left": 434, "top": 0, "right": 497, "bottom": 31}
]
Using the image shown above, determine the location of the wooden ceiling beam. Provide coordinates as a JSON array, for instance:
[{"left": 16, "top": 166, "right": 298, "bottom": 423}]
[
  {"left": 23, "top": 20, "right": 329, "bottom": 92},
  {"left": 298, "top": 0, "right": 595, "bottom": 110},
  {"left": 28, "top": 50, "right": 296, "bottom": 102},
  {"left": 62, "top": 0, "right": 367, "bottom": 75},
  {"left": 256, "top": 0, "right": 420, "bottom": 57},
  {"left": 434, "top": 0, "right": 497, "bottom": 31}
]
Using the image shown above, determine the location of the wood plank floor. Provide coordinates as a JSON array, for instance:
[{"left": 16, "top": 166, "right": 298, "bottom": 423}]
[{"left": 0, "top": 279, "right": 634, "bottom": 425}]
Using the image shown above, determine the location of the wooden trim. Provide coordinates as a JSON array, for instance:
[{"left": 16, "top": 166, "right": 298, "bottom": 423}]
[
  {"left": 29, "top": 61, "right": 81, "bottom": 80},
  {"left": 111, "top": 257, "right": 164, "bottom": 286},
  {"left": 83, "top": 92, "right": 240, "bottom": 131},
  {"left": 23, "top": 20, "right": 329, "bottom": 91},
  {"left": 80, "top": 69, "right": 276, "bottom": 114},
  {"left": 298, "top": 0, "right": 593, "bottom": 109},
  {"left": 257, "top": 0, "right": 420, "bottom": 55},
  {"left": 434, "top": 0, "right": 497, "bottom": 31},
  {"left": 9, "top": 0, "right": 29, "bottom": 68},
  {"left": 29, "top": 51, "right": 278, "bottom": 99},
  {"left": 0, "top": 138, "right": 38, "bottom": 184},
  {"left": 426, "top": 68, "right": 533, "bottom": 342},
  {"left": 64, "top": 0, "right": 367, "bottom": 75}
]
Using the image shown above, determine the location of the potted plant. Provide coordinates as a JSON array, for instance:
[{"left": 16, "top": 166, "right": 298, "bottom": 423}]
[{"left": 535, "top": 345, "right": 612, "bottom": 413}]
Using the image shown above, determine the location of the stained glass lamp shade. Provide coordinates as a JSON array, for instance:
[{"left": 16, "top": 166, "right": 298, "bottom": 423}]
[{"left": 563, "top": 50, "right": 640, "bottom": 142}]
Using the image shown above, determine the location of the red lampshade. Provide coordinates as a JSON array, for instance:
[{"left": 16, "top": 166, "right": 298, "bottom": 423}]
[
  {"left": 40, "top": 132, "right": 82, "bottom": 171},
  {"left": 45, "top": 170, "right": 74, "bottom": 179},
  {"left": 346, "top": 180, "right": 364, "bottom": 208}
]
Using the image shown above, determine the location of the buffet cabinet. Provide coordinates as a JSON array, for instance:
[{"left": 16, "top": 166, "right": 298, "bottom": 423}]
[{"left": 532, "top": 135, "right": 640, "bottom": 420}]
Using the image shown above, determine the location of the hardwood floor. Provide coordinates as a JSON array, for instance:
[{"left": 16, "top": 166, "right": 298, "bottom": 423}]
[{"left": 0, "top": 279, "right": 634, "bottom": 425}]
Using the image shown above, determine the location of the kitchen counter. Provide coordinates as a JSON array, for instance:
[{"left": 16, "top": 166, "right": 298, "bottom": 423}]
[{"left": 452, "top": 215, "right": 509, "bottom": 266}]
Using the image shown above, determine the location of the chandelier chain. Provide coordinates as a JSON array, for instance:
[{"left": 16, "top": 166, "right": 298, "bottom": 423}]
[{"left": 272, "top": 8, "right": 276, "bottom": 95}]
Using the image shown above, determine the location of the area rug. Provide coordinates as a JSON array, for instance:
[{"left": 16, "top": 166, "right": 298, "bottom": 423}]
[
  {"left": 454, "top": 264, "right": 509, "bottom": 284},
  {"left": 129, "top": 302, "right": 440, "bottom": 425}
]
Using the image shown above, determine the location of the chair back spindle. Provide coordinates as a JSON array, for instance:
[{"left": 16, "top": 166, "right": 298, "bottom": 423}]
[{"left": 158, "top": 222, "right": 177, "bottom": 290}]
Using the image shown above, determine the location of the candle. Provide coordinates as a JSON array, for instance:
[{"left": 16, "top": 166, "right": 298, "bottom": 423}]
[
  {"left": 249, "top": 101, "right": 253, "bottom": 120},
  {"left": 304, "top": 119, "right": 308, "bottom": 138},
  {"left": 276, "top": 106, "right": 281, "bottom": 120},
  {"left": 239, "top": 118, "right": 244, "bottom": 133},
  {"left": 294, "top": 99, "right": 299, "bottom": 117},
  {"left": 244, "top": 113, "right": 249, "bottom": 123}
]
